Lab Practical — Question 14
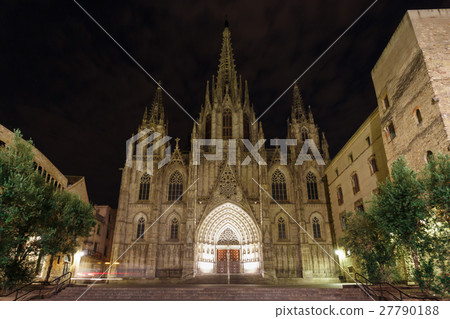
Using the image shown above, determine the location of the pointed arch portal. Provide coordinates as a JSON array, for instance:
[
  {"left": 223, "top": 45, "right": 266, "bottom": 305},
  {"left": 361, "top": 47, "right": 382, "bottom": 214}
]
[{"left": 195, "top": 202, "right": 262, "bottom": 274}]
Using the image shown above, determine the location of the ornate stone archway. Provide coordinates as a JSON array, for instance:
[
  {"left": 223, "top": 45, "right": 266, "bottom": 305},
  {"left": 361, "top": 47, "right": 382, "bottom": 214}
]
[{"left": 195, "top": 202, "right": 262, "bottom": 274}]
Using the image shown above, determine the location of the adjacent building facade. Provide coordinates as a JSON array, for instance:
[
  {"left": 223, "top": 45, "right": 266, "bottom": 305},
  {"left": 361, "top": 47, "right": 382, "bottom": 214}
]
[
  {"left": 75, "top": 205, "right": 117, "bottom": 276},
  {"left": 371, "top": 9, "right": 450, "bottom": 172},
  {"left": 0, "top": 124, "right": 115, "bottom": 280},
  {"left": 326, "top": 9, "right": 450, "bottom": 279},
  {"left": 0, "top": 124, "right": 68, "bottom": 191}
]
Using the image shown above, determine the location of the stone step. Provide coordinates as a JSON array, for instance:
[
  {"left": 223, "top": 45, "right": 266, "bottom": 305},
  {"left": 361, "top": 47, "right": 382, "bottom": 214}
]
[{"left": 49, "top": 286, "right": 371, "bottom": 301}]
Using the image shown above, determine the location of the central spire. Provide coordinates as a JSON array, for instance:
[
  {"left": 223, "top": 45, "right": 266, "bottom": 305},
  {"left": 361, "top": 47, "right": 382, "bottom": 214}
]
[{"left": 215, "top": 21, "right": 238, "bottom": 103}]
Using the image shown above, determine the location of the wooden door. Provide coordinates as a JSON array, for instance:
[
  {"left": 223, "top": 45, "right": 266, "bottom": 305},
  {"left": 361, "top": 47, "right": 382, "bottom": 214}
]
[
  {"left": 217, "top": 249, "right": 227, "bottom": 273},
  {"left": 229, "top": 250, "right": 240, "bottom": 273}
]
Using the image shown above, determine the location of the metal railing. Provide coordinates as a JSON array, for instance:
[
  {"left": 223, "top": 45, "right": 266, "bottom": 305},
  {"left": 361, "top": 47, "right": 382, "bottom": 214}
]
[
  {"left": 355, "top": 273, "right": 398, "bottom": 300},
  {"left": 354, "top": 273, "right": 439, "bottom": 301},
  {"left": 4, "top": 272, "right": 72, "bottom": 301}
]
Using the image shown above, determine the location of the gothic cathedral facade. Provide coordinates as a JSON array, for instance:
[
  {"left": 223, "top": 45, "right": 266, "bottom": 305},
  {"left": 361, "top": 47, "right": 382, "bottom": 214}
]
[{"left": 111, "top": 24, "right": 337, "bottom": 282}]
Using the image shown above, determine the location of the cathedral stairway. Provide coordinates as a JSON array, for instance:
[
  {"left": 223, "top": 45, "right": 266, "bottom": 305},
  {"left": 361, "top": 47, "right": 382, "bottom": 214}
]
[
  {"left": 48, "top": 285, "right": 371, "bottom": 301},
  {"left": 181, "top": 274, "right": 273, "bottom": 285}
]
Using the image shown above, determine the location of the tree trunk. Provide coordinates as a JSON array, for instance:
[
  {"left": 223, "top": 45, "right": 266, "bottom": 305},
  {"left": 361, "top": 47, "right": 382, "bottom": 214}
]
[
  {"left": 44, "top": 255, "right": 54, "bottom": 283},
  {"left": 34, "top": 251, "right": 43, "bottom": 275},
  {"left": 410, "top": 249, "right": 420, "bottom": 272}
]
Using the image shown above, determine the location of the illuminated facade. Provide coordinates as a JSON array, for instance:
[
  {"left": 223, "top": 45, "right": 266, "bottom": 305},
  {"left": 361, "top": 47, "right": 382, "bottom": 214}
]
[
  {"left": 111, "top": 24, "right": 336, "bottom": 282},
  {"left": 325, "top": 9, "right": 450, "bottom": 280}
]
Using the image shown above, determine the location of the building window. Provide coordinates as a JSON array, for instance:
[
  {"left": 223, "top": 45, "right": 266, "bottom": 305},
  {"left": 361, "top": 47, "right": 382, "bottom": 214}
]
[
  {"left": 351, "top": 173, "right": 360, "bottom": 194},
  {"left": 96, "top": 225, "right": 101, "bottom": 235},
  {"left": 138, "top": 173, "right": 151, "bottom": 201},
  {"left": 386, "top": 122, "right": 396, "bottom": 141},
  {"left": 335, "top": 169, "right": 339, "bottom": 177},
  {"left": 272, "top": 169, "right": 287, "bottom": 201},
  {"left": 223, "top": 109, "right": 232, "bottom": 139},
  {"left": 301, "top": 128, "right": 308, "bottom": 141},
  {"left": 337, "top": 186, "right": 344, "bottom": 205},
  {"left": 348, "top": 153, "right": 354, "bottom": 163},
  {"left": 170, "top": 218, "right": 179, "bottom": 240},
  {"left": 426, "top": 150, "right": 434, "bottom": 163},
  {"left": 106, "top": 229, "right": 110, "bottom": 239},
  {"left": 365, "top": 136, "right": 371, "bottom": 146},
  {"left": 94, "top": 242, "right": 98, "bottom": 252},
  {"left": 312, "top": 217, "right": 321, "bottom": 239},
  {"left": 341, "top": 215, "right": 347, "bottom": 230},
  {"left": 306, "top": 172, "right": 319, "bottom": 200},
  {"left": 104, "top": 245, "right": 107, "bottom": 257},
  {"left": 168, "top": 170, "right": 183, "bottom": 201},
  {"left": 278, "top": 217, "right": 287, "bottom": 239},
  {"left": 383, "top": 95, "right": 390, "bottom": 110},
  {"left": 243, "top": 113, "right": 250, "bottom": 140},
  {"left": 205, "top": 114, "right": 212, "bottom": 139},
  {"left": 369, "top": 156, "right": 378, "bottom": 174},
  {"left": 137, "top": 217, "right": 145, "bottom": 239},
  {"left": 354, "top": 199, "right": 364, "bottom": 212},
  {"left": 416, "top": 109, "right": 423, "bottom": 124}
]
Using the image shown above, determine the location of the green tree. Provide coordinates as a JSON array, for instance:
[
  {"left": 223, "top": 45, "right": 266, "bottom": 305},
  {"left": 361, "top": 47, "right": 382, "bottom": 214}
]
[
  {"left": 340, "top": 210, "right": 396, "bottom": 282},
  {"left": 370, "top": 157, "right": 428, "bottom": 279},
  {"left": 420, "top": 154, "right": 450, "bottom": 294},
  {"left": 0, "top": 131, "right": 95, "bottom": 289},
  {"left": 40, "top": 190, "right": 95, "bottom": 282},
  {"left": 342, "top": 156, "right": 449, "bottom": 295},
  {"left": 0, "top": 132, "right": 48, "bottom": 289}
]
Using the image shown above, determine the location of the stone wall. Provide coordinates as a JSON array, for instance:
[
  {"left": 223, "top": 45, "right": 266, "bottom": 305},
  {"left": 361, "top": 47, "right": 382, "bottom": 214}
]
[{"left": 371, "top": 10, "right": 450, "bottom": 172}]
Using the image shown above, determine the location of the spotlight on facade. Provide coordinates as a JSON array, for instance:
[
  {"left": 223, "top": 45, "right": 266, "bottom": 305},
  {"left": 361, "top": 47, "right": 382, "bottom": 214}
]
[
  {"left": 334, "top": 249, "right": 345, "bottom": 258},
  {"left": 74, "top": 250, "right": 86, "bottom": 264}
]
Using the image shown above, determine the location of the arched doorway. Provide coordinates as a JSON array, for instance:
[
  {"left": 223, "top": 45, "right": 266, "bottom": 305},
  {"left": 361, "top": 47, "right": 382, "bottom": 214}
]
[{"left": 195, "top": 202, "right": 262, "bottom": 275}]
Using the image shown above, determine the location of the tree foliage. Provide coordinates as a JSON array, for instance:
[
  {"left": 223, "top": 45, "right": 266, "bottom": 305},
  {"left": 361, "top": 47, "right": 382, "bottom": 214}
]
[
  {"left": 0, "top": 131, "right": 95, "bottom": 290},
  {"left": 340, "top": 210, "right": 397, "bottom": 282},
  {"left": 341, "top": 155, "right": 449, "bottom": 295}
]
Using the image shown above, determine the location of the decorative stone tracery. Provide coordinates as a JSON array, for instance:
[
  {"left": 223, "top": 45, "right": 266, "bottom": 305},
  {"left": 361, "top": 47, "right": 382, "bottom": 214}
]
[
  {"left": 219, "top": 166, "right": 237, "bottom": 199},
  {"left": 217, "top": 228, "right": 239, "bottom": 245}
]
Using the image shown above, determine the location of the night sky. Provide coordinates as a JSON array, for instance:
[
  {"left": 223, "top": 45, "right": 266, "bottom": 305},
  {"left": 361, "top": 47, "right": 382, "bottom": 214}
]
[{"left": 1, "top": 0, "right": 449, "bottom": 207}]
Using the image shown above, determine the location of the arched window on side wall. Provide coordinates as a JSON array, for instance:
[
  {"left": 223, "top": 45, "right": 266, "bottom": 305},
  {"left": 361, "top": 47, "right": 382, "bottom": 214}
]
[
  {"left": 170, "top": 218, "right": 179, "bottom": 240},
  {"left": 312, "top": 217, "right": 321, "bottom": 239},
  {"left": 337, "top": 186, "right": 344, "bottom": 205},
  {"left": 205, "top": 114, "right": 212, "bottom": 139},
  {"left": 168, "top": 171, "right": 183, "bottom": 201},
  {"left": 351, "top": 173, "right": 360, "bottom": 194},
  {"left": 138, "top": 173, "right": 151, "bottom": 200},
  {"left": 416, "top": 110, "right": 423, "bottom": 124},
  {"left": 278, "top": 217, "right": 287, "bottom": 239},
  {"left": 137, "top": 217, "right": 145, "bottom": 239},
  {"left": 369, "top": 156, "right": 378, "bottom": 175},
  {"left": 223, "top": 109, "right": 232, "bottom": 139},
  {"left": 272, "top": 169, "right": 287, "bottom": 201},
  {"left": 416, "top": 109, "right": 423, "bottom": 124},
  {"left": 306, "top": 172, "right": 319, "bottom": 200}
]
